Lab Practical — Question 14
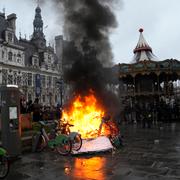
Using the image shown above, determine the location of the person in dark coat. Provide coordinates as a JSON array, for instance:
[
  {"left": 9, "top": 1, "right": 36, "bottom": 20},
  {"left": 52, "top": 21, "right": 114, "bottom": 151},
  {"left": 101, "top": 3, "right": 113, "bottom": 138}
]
[
  {"left": 27, "top": 100, "right": 33, "bottom": 113},
  {"left": 55, "top": 103, "right": 62, "bottom": 120},
  {"left": 20, "top": 97, "right": 26, "bottom": 114},
  {"left": 32, "top": 98, "right": 42, "bottom": 122}
]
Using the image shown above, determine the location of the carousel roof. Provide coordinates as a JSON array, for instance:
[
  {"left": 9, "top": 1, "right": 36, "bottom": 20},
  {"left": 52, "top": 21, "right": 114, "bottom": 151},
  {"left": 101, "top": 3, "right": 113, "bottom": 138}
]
[
  {"left": 118, "top": 28, "right": 180, "bottom": 78},
  {"left": 132, "top": 28, "right": 157, "bottom": 62},
  {"left": 119, "top": 58, "right": 180, "bottom": 78}
]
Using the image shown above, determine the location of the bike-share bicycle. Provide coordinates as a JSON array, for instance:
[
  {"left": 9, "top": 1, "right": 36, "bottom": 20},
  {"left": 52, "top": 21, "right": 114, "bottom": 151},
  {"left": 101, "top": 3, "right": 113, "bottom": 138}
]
[
  {"left": 32, "top": 121, "right": 72, "bottom": 155},
  {"left": 0, "top": 147, "right": 9, "bottom": 179},
  {"left": 32, "top": 120, "right": 82, "bottom": 155}
]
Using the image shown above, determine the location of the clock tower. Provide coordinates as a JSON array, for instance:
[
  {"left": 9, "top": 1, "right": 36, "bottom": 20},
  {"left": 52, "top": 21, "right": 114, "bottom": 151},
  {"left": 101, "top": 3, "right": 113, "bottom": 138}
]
[{"left": 31, "top": 5, "right": 46, "bottom": 50}]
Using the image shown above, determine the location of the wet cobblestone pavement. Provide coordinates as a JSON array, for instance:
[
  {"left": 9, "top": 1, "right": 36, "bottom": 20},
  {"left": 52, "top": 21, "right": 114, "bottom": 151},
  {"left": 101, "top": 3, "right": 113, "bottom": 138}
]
[{"left": 5, "top": 123, "right": 180, "bottom": 180}]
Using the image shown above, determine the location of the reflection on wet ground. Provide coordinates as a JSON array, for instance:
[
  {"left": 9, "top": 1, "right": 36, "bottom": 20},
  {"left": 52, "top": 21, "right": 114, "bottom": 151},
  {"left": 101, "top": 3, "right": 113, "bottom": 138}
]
[
  {"left": 5, "top": 123, "right": 180, "bottom": 180},
  {"left": 72, "top": 157, "right": 106, "bottom": 180}
]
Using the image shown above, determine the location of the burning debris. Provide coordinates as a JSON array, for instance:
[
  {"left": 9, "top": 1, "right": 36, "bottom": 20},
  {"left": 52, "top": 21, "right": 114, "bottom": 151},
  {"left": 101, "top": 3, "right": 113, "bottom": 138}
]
[
  {"left": 62, "top": 90, "right": 105, "bottom": 139},
  {"left": 62, "top": 90, "right": 119, "bottom": 139}
]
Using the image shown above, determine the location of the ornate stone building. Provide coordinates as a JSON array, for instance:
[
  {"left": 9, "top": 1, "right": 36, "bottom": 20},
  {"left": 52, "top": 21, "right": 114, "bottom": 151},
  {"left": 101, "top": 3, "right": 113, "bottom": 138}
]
[{"left": 0, "top": 6, "right": 63, "bottom": 106}]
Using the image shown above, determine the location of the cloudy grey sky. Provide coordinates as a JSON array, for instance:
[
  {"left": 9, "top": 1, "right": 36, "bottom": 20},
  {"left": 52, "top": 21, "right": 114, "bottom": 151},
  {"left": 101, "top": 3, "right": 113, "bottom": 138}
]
[{"left": 0, "top": 0, "right": 180, "bottom": 64}]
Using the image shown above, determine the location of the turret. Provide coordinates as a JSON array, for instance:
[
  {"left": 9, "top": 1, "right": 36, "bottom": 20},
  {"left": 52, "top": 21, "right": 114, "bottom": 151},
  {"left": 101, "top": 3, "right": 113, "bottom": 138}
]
[
  {"left": 31, "top": 5, "right": 46, "bottom": 49},
  {"left": 133, "top": 28, "right": 157, "bottom": 62}
]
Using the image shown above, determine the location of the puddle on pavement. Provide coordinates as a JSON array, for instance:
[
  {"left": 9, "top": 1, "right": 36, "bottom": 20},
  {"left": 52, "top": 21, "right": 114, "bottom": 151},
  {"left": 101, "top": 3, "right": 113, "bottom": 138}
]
[{"left": 69, "top": 157, "right": 107, "bottom": 179}]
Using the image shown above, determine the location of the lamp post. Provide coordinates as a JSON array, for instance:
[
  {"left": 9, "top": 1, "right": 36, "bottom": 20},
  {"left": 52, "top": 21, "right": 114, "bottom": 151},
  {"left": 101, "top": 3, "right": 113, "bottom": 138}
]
[{"left": 56, "top": 78, "right": 63, "bottom": 107}]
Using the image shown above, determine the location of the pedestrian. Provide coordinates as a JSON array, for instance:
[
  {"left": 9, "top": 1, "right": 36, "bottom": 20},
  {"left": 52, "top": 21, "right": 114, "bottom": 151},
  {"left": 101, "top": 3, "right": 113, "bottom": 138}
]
[
  {"left": 32, "top": 98, "right": 42, "bottom": 122},
  {"left": 20, "top": 97, "right": 27, "bottom": 114},
  {"left": 27, "top": 100, "right": 33, "bottom": 113}
]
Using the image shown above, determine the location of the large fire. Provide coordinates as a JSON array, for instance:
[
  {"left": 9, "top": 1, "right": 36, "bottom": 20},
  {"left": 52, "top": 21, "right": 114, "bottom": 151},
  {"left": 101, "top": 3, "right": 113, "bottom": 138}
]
[{"left": 62, "top": 91, "right": 118, "bottom": 139}]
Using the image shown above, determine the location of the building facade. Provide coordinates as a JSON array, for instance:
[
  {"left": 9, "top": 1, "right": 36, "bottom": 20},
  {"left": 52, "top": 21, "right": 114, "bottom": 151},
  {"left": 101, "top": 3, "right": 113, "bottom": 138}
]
[{"left": 0, "top": 6, "right": 63, "bottom": 106}]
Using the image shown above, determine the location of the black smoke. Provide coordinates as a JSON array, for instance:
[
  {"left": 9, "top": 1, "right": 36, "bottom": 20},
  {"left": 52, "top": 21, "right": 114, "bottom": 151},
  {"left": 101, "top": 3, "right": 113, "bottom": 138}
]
[
  {"left": 64, "top": 1, "right": 120, "bottom": 116},
  {"left": 39, "top": 0, "right": 118, "bottom": 65},
  {"left": 52, "top": 0, "right": 120, "bottom": 116},
  {"left": 57, "top": 0, "right": 117, "bottom": 65}
]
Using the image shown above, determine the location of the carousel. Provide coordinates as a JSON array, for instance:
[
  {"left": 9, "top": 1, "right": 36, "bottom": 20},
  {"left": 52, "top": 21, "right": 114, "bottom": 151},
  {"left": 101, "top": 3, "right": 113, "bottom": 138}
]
[{"left": 119, "top": 29, "right": 180, "bottom": 123}]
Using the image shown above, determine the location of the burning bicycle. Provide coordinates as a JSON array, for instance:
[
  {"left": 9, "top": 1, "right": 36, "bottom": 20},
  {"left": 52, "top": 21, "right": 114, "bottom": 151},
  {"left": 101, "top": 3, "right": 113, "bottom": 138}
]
[
  {"left": 98, "top": 115, "right": 123, "bottom": 148},
  {"left": 60, "top": 121, "right": 82, "bottom": 151},
  {"left": 61, "top": 92, "right": 123, "bottom": 153}
]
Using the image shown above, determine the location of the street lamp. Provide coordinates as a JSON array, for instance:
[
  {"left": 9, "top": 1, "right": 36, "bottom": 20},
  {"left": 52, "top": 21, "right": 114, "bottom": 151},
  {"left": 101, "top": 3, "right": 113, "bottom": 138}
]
[{"left": 56, "top": 78, "right": 63, "bottom": 107}]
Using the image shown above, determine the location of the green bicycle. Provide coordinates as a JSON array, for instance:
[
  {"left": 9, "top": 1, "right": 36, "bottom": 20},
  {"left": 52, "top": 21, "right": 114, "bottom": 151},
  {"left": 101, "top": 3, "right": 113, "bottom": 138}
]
[
  {"left": 0, "top": 147, "right": 9, "bottom": 179},
  {"left": 32, "top": 121, "right": 72, "bottom": 155}
]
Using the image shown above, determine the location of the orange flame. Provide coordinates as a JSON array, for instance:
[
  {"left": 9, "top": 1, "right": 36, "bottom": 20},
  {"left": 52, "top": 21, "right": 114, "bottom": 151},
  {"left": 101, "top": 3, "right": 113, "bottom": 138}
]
[{"left": 62, "top": 91, "right": 107, "bottom": 139}]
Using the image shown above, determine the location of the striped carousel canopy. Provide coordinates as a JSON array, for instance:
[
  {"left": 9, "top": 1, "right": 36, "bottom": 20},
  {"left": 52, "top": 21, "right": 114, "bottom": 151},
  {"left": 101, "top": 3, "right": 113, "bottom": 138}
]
[{"left": 132, "top": 28, "right": 157, "bottom": 63}]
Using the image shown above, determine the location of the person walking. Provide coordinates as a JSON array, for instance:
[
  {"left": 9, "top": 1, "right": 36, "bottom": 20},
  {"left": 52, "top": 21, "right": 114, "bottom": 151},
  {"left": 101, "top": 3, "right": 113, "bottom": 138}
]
[{"left": 32, "top": 98, "right": 42, "bottom": 122}]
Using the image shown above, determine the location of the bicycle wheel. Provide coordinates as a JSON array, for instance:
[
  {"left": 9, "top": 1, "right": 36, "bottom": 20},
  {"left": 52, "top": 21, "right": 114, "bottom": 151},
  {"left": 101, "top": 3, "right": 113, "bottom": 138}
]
[
  {"left": 56, "top": 139, "right": 72, "bottom": 155},
  {"left": 32, "top": 134, "right": 46, "bottom": 152},
  {"left": 0, "top": 156, "right": 9, "bottom": 179},
  {"left": 72, "top": 134, "right": 82, "bottom": 151}
]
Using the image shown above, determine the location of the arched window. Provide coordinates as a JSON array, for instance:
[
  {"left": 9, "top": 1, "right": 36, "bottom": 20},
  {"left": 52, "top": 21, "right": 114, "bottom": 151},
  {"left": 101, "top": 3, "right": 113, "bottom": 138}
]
[
  {"left": 8, "top": 52, "right": 13, "bottom": 61},
  {"left": 17, "top": 76, "right": 21, "bottom": 85},
  {"left": 17, "top": 53, "right": 21, "bottom": 58},
  {"left": 14, "top": 54, "right": 16, "bottom": 62},
  {"left": 28, "top": 73, "right": 32, "bottom": 86},
  {"left": 17, "top": 53, "right": 21, "bottom": 63},
  {"left": 2, "top": 51, "right": 4, "bottom": 59},
  {"left": 8, "top": 33, "right": 13, "bottom": 42},
  {"left": 33, "top": 58, "right": 38, "bottom": 66},
  {"left": 8, "top": 75, "right": 13, "bottom": 84}
]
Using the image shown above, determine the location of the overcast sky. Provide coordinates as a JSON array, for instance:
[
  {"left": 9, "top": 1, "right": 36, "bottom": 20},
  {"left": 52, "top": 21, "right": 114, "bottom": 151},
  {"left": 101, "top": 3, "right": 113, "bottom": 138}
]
[{"left": 0, "top": 0, "right": 180, "bottom": 64}]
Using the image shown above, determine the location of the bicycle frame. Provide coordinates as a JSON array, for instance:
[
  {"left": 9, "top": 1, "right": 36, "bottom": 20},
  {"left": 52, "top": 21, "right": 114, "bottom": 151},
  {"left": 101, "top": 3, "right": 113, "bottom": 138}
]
[
  {"left": 0, "top": 147, "right": 7, "bottom": 156},
  {"left": 61, "top": 123, "right": 80, "bottom": 139},
  {"left": 0, "top": 147, "right": 9, "bottom": 178},
  {"left": 41, "top": 128, "right": 50, "bottom": 142},
  {"left": 68, "top": 132, "right": 80, "bottom": 141},
  {"left": 32, "top": 122, "right": 50, "bottom": 152},
  {"left": 32, "top": 121, "right": 72, "bottom": 154},
  {"left": 59, "top": 122, "right": 82, "bottom": 151},
  {"left": 40, "top": 122, "right": 70, "bottom": 149}
]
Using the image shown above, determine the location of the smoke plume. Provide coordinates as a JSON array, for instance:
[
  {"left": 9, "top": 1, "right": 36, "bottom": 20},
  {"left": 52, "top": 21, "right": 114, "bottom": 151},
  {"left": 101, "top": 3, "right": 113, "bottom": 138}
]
[
  {"left": 53, "top": 0, "right": 120, "bottom": 116},
  {"left": 56, "top": 0, "right": 117, "bottom": 65}
]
